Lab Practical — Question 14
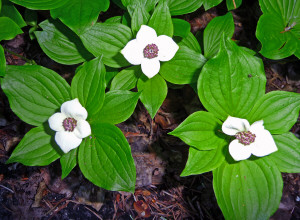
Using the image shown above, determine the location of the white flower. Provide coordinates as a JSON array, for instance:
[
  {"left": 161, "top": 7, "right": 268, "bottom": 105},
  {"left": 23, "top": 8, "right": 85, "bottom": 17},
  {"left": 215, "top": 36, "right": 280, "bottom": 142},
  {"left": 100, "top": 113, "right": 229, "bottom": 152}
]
[
  {"left": 121, "top": 25, "right": 179, "bottom": 78},
  {"left": 222, "top": 116, "right": 277, "bottom": 161},
  {"left": 48, "top": 98, "right": 91, "bottom": 153}
]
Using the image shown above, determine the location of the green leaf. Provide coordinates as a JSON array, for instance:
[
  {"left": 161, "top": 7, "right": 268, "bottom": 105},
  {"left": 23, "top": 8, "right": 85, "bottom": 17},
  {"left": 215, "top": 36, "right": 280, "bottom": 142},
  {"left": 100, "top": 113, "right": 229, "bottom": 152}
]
[
  {"left": 0, "top": 17, "right": 23, "bottom": 41},
  {"left": 226, "top": 0, "right": 242, "bottom": 10},
  {"left": 28, "top": 26, "right": 37, "bottom": 40},
  {"left": 0, "top": 0, "right": 26, "bottom": 28},
  {"left": 60, "top": 148, "right": 77, "bottom": 179},
  {"left": 203, "top": 0, "right": 222, "bottom": 10},
  {"left": 10, "top": 0, "right": 69, "bottom": 10},
  {"left": 240, "top": 46, "right": 257, "bottom": 56},
  {"left": 80, "top": 23, "right": 132, "bottom": 68},
  {"left": 256, "top": 0, "right": 300, "bottom": 59},
  {"left": 110, "top": 66, "right": 142, "bottom": 91},
  {"left": 148, "top": 0, "right": 173, "bottom": 37},
  {"left": 137, "top": 74, "right": 167, "bottom": 118},
  {"left": 172, "top": 18, "right": 191, "bottom": 38},
  {"left": 6, "top": 126, "right": 61, "bottom": 166},
  {"left": 213, "top": 158, "right": 283, "bottom": 220},
  {"left": 1, "top": 65, "right": 71, "bottom": 126},
  {"left": 248, "top": 91, "right": 300, "bottom": 134},
  {"left": 71, "top": 57, "right": 106, "bottom": 118},
  {"left": 129, "top": 4, "right": 150, "bottom": 36},
  {"left": 204, "top": 12, "right": 234, "bottom": 59},
  {"left": 78, "top": 123, "right": 136, "bottom": 192},
  {"left": 295, "top": 46, "right": 300, "bottom": 59},
  {"left": 178, "top": 32, "right": 202, "bottom": 53},
  {"left": 105, "top": 67, "right": 119, "bottom": 88},
  {"left": 50, "top": 0, "right": 109, "bottom": 35},
  {"left": 35, "top": 19, "right": 93, "bottom": 65},
  {"left": 0, "top": 45, "right": 5, "bottom": 77},
  {"left": 105, "top": 16, "right": 122, "bottom": 24},
  {"left": 269, "top": 132, "right": 300, "bottom": 173},
  {"left": 256, "top": 15, "right": 298, "bottom": 59},
  {"left": 121, "top": 0, "right": 158, "bottom": 12},
  {"left": 170, "top": 111, "right": 227, "bottom": 150},
  {"left": 167, "top": 0, "right": 203, "bottom": 15},
  {"left": 198, "top": 36, "right": 266, "bottom": 121},
  {"left": 160, "top": 46, "right": 206, "bottom": 84},
  {"left": 122, "top": 12, "right": 131, "bottom": 26},
  {"left": 96, "top": 90, "right": 140, "bottom": 125},
  {"left": 181, "top": 142, "right": 227, "bottom": 176},
  {"left": 259, "top": 0, "right": 297, "bottom": 18}
]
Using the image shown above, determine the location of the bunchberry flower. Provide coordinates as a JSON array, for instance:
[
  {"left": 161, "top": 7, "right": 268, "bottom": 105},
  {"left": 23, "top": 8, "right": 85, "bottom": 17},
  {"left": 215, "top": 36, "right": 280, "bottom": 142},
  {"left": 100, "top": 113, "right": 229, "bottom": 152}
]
[
  {"left": 121, "top": 25, "right": 179, "bottom": 78},
  {"left": 48, "top": 98, "right": 91, "bottom": 153},
  {"left": 222, "top": 116, "right": 277, "bottom": 161}
]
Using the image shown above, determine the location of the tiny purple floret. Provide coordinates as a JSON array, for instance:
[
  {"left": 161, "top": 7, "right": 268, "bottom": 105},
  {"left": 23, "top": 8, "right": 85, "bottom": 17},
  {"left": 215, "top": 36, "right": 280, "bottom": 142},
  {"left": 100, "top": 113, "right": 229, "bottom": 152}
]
[
  {"left": 235, "top": 131, "right": 256, "bottom": 145},
  {"left": 143, "top": 43, "right": 159, "bottom": 59},
  {"left": 63, "top": 117, "right": 77, "bottom": 132}
]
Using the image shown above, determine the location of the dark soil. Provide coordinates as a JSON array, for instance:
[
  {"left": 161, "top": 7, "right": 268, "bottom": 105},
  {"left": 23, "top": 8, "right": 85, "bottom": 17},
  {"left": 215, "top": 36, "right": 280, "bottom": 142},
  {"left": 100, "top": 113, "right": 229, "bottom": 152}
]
[{"left": 0, "top": 1, "right": 299, "bottom": 219}]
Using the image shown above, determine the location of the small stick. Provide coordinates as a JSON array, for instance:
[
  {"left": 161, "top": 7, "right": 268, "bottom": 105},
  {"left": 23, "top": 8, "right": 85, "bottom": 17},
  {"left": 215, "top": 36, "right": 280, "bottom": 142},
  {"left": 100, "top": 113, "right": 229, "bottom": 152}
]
[
  {"left": 0, "top": 184, "right": 14, "bottom": 193},
  {"left": 3, "top": 48, "right": 36, "bottom": 65},
  {"left": 233, "top": 0, "right": 237, "bottom": 8},
  {"left": 84, "top": 206, "right": 103, "bottom": 220}
]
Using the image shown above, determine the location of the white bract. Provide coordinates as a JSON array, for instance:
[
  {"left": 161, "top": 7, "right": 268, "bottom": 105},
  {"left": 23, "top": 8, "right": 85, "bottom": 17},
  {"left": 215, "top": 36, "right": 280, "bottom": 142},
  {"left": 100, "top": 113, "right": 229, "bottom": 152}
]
[
  {"left": 48, "top": 98, "right": 91, "bottom": 153},
  {"left": 222, "top": 116, "right": 277, "bottom": 161},
  {"left": 121, "top": 25, "right": 179, "bottom": 78}
]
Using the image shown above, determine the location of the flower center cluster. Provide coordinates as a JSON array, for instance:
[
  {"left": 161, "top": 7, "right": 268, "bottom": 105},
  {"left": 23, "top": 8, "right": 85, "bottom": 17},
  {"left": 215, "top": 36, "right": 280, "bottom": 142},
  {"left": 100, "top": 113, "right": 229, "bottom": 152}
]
[
  {"left": 63, "top": 117, "right": 77, "bottom": 132},
  {"left": 235, "top": 131, "right": 256, "bottom": 145},
  {"left": 143, "top": 44, "right": 159, "bottom": 59}
]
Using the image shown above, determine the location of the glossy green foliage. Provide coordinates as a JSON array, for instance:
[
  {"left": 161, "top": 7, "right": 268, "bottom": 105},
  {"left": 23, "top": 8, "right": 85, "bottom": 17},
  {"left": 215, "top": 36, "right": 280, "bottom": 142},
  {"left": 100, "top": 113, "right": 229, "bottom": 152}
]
[
  {"left": 0, "top": 45, "right": 5, "bottom": 76},
  {"left": 160, "top": 46, "right": 206, "bottom": 84},
  {"left": 2, "top": 65, "right": 71, "bottom": 126},
  {"left": 110, "top": 66, "right": 142, "bottom": 91},
  {"left": 203, "top": 12, "right": 234, "bottom": 59},
  {"left": 121, "top": 0, "right": 158, "bottom": 12},
  {"left": 0, "top": 0, "right": 26, "bottom": 28},
  {"left": 256, "top": 0, "right": 300, "bottom": 59},
  {"left": 167, "top": 0, "right": 203, "bottom": 15},
  {"left": 35, "top": 19, "right": 93, "bottom": 65},
  {"left": 60, "top": 148, "right": 77, "bottom": 179},
  {"left": 148, "top": 0, "right": 173, "bottom": 37},
  {"left": 270, "top": 132, "right": 300, "bottom": 173},
  {"left": 172, "top": 18, "right": 191, "bottom": 38},
  {"left": 0, "top": 17, "right": 22, "bottom": 41},
  {"left": 248, "top": 91, "right": 300, "bottom": 134},
  {"left": 127, "top": 2, "right": 150, "bottom": 36},
  {"left": 80, "top": 23, "right": 132, "bottom": 68},
  {"left": 170, "top": 111, "right": 226, "bottom": 150},
  {"left": 96, "top": 90, "right": 140, "bottom": 125},
  {"left": 213, "top": 158, "right": 283, "bottom": 220},
  {"left": 51, "top": 0, "right": 110, "bottom": 34},
  {"left": 203, "top": 0, "right": 242, "bottom": 10},
  {"left": 178, "top": 32, "right": 202, "bottom": 53},
  {"left": 10, "top": 0, "right": 69, "bottom": 10},
  {"left": 78, "top": 123, "right": 136, "bottom": 192},
  {"left": 181, "top": 142, "right": 227, "bottom": 176},
  {"left": 6, "top": 126, "right": 61, "bottom": 166},
  {"left": 198, "top": 36, "right": 266, "bottom": 121},
  {"left": 71, "top": 57, "right": 106, "bottom": 118},
  {"left": 137, "top": 74, "right": 167, "bottom": 118}
]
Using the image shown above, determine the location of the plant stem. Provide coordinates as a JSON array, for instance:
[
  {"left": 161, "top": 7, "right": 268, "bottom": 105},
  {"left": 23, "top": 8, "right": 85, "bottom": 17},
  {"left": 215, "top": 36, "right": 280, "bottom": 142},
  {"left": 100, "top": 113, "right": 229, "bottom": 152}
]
[{"left": 4, "top": 48, "right": 36, "bottom": 65}]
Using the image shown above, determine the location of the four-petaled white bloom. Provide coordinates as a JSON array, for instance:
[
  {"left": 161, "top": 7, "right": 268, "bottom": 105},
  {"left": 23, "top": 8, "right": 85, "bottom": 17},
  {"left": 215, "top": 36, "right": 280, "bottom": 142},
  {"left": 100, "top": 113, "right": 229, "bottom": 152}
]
[
  {"left": 48, "top": 98, "right": 91, "bottom": 153},
  {"left": 222, "top": 116, "right": 277, "bottom": 161},
  {"left": 121, "top": 25, "right": 179, "bottom": 78}
]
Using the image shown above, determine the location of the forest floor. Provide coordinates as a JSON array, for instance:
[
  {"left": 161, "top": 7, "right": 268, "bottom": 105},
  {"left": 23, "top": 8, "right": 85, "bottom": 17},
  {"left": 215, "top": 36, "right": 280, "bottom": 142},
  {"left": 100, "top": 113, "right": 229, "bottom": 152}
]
[{"left": 0, "top": 1, "right": 300, "bottom": 219}]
